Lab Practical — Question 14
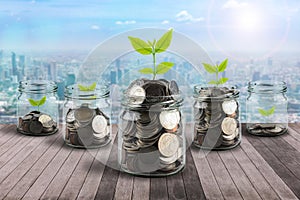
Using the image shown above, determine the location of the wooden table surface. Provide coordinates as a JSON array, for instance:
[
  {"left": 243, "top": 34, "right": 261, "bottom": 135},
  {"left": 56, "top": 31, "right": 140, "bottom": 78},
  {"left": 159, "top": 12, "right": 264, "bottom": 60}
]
[{"left": 0, "top": 123, "right": 299, "bottom": 200}]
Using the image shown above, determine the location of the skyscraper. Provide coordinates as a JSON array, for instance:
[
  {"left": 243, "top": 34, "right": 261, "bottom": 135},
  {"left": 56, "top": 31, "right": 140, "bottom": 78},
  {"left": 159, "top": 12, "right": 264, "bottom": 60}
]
[
  {"left": 11, "top": 52, "right": 17, "bottom": 76},
  {"left": 19, "top": 55, "right": 25, "bottom": 77}
]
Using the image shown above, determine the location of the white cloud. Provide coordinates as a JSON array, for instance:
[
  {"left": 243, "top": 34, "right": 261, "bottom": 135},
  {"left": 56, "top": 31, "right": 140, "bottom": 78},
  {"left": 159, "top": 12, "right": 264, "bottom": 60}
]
[
  {"left": 161, "top": 20, "right": 169, "bottom": 25},
  {"left": 91, "top": 25, "right": 100, "bottom": 30},
  {"left": 115, "top": 20, "right": 136, "bottom": 25},
  {"left": 175, "top": 10, "right": 204, "bottom": 23},
  {"left": 222, "top": 0, "right": 248, "bottom": 9}
]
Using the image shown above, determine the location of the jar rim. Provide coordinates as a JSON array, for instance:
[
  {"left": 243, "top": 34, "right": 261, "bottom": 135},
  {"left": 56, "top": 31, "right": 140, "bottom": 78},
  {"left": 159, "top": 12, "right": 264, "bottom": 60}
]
[
  {"left": 19, "top": 80, "right": 58, "bottom": 94},
  {"left": 248, "top": 81, "right": 287, "bottom": 93},
  {"left": 64, "top": 84, "right": 109, "bottom": 100},
  {"left": 193, "top": 85, "right": 239, "bottom": 100}
]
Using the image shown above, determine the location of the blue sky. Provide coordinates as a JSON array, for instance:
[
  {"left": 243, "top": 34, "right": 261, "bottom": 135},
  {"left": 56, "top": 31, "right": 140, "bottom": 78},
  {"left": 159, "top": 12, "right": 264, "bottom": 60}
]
[{"left": 0, "top": 0, "right": 299, "bottom": 59}]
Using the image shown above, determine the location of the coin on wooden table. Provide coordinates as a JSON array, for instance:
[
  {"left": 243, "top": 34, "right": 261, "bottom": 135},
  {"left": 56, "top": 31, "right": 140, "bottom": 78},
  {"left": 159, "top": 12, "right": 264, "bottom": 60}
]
[
  {"left": 221, "top": 117, "right": 237, "bottom": 136},
  {"left": 222, "top": 99, "right": 237, "bottom": 115},
  {"left": 158, "top": 133, "right": 179, "bottom": 157},
  {"left": 159, "top": 110, "right": 180, "bottom": 130},
  {"left": 29, "top": 120, "right": 43, "bottom": 134},
  {"left": 92, "top": 115, "right": 107, "bottom": 134},
  {"left": 128, "top": 85, "right": 146, "bottom": 105},
  {"left": 74, "top": 106, "right": 94, "bottom": 123},
  {"left": 38, "top": 114, "right": 53, "bottom": 128}
]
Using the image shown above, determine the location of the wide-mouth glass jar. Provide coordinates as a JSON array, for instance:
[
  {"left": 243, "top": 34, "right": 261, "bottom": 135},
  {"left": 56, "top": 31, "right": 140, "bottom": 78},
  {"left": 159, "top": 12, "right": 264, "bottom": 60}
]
[
  {"left": 246, "top": 81, "right": 288, "bottom": 136},
  {"left": 193, "top": 85, "right": 241, "bottom": 150},
  {"left": 118, "top": 78, "right": 186, "bottom": 176},
  {"left": 17, "top": 80, "right": 59, "bottom": 136},
  {"left": 63, "top": 84, "right": 111, "bottom": 148}
]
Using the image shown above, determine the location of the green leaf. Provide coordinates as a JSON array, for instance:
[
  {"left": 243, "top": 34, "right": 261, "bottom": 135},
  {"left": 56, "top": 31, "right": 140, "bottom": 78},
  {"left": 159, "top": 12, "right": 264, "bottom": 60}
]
[
  {"left": 258, "top": 106, "right": 276, "bottom": 116},
  {"left": 156, "top": 62, "right": 174, "bottom": 74},
  {"left": 218, "top": 59, "right": 228, "bottom": 73},
  {"left": 202, "top": 63, "right": 217, "bottom": 74},
  {"left": 37, "top": 96, "right": 46, "bottom": 106},
  {"left": 78, "top": 84, "right": 88, "bottom": 91},
  {"left": 208, "top": 80, "right": 219, "bottom": 85},
  {"left": 88, "top": 82, "right": 96, "bottom": 91},
  {"left": 218, "top": 77, "right": 229, "bottom": 85},
  {"left": 128, "top": 36, "right": 152, "bottom": 55},
  {"left": 155, "top": 29, "right": 173, "bottom": 53},
  {"left": 28, "top": 98, "right": 39, "bottom": 107},
  {"left": 139, "top": 68, "right": 154, "bottom": 74},
  {"left": 78, "top": 82, "right": 97, "bottom": 91}
]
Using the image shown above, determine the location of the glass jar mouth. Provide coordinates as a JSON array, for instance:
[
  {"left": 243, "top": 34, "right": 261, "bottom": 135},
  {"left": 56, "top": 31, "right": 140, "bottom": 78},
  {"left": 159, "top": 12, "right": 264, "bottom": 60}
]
[
  {"left": 248, "top": 81, "right": 287, "bottom": 94},
  {"left": 193, "top": 85, "right": 239, "bottom": 101},
  {"left": 64, "top": 84, "right": 109, "bottom": 100},
  {"left": 19, "top": 80, "right": 58, "bottom": 94}
]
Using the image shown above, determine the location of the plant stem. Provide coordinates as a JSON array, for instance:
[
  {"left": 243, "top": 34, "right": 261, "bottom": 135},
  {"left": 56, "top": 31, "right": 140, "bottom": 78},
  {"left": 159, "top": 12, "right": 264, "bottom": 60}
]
[
  {"left": 152, "top": 52, "right": 156, "bottom": 80},
  {"left": 216, "top": 72, "right": 219, "bottom": 86}
]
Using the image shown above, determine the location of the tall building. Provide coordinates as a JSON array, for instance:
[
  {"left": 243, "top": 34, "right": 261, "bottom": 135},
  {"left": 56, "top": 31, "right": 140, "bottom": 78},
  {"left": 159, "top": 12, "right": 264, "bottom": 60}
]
[
  {"left": 19, "top": 55, "right": 25, "bottom": 77},
  {"left": 11, "top": 52, "right": 17, "bottom": 76}
]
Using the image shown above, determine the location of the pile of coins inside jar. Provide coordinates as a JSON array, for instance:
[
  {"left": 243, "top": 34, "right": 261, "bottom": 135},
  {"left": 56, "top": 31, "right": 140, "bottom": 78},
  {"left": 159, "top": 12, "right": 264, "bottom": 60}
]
[
  {"left": 120, "top": 78, "right": 184, "bottom": 175},
  {"left": 65, "top": 103, "right": 110, "bottom": 148},
  {"left": 193, "top": 87, "right": 240, "bottom": 149},
  {"left": 247, "top": 123, "right": 287, "bottom": 136},
  {"left": 18, "top": 111, "right": 58, "bottom": 135}
]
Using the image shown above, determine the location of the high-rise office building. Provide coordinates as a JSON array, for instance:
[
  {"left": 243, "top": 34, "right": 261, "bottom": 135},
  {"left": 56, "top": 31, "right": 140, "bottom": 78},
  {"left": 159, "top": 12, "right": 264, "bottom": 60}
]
[
  {"left": 11, "top": 52, "right": 17, "bottom": 76},
  {"left": 19, "top": 55, "right": 25, "bottom": 77}
]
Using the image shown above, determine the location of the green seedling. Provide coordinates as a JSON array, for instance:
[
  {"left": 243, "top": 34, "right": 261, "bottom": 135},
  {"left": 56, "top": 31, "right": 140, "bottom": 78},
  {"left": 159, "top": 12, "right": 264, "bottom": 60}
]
[
  {"left": 258, "top": 106, "right": 276, "bottom": 117},
  {"left": 28, "top": 96, "right": 46, "bottom": 111},
  {"left": 128, "top": 29, "right": 174, "bottom": 80},
  {"left": 78, "top": 82, "right": 96, "bottom": 91},
  {"left": 202, "top": 58, "right": 229, "bottom": 86}
]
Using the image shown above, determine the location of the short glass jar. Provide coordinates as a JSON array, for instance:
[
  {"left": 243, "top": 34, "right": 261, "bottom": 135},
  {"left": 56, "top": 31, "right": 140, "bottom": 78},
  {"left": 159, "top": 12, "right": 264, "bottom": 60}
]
[
  {"left": 193, "top": 85, "right": 241, "bottom": 150},
  {"left": 63, "top": 84, "right": 111, "bottom": 148},
  {"left": 118, "top": 79, "right": 186, "bottom": 176},
  {"left": 246, "top": 81, "right": 288, "bottom": 136},
  {"left": 17, "top": 80, "right": 59, "bottom": 136}
]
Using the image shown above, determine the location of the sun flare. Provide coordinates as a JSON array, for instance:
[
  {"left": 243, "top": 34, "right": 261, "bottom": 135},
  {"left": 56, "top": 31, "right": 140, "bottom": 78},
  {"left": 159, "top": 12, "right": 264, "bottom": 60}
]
[{"left": 235, "top": 9, "right": 263, "bottom": 32}]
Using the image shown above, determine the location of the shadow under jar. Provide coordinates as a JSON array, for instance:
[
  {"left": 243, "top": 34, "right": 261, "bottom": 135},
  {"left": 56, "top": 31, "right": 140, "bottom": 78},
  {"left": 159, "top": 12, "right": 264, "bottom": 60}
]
[
  {"left": 193, "top": 85, "right": 241, "bottom": 150},
  {"left": 63, "top": 84, "right": 111, "bottom": 148},
  {"left": 118, "top": 79, "right": 186, "bottom": 177},
  {"left": 246, "top": 81, "right": 288, "bottom": 136},
  {"left": 17, "top": 80, "right": 59, "bottom": 136}
]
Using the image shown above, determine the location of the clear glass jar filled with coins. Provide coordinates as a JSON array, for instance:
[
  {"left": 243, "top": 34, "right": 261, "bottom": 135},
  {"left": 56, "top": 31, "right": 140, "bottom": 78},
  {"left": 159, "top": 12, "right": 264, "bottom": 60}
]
[
  {"left": 17, "top": 80, "right": 59, "bottom": 136},
  {"left": 193, "top": 85, "right": 241, "bottom": 150},
  {"left": 63, "top": 83, "right": 111, "bottom": 148},
  {"left": 246, "top": 81, "right": 288, "bottom": 136},
  {"left": 118, "top": 79, "right": 186, "bottom": 176}
]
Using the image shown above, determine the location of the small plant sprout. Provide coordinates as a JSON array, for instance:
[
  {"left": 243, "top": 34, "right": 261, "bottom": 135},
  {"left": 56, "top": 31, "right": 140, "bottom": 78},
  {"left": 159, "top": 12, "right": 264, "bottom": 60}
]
[
  {"left": 28, "top": 96, "right": 46, "bottom": 111},
  {"left": 258, "top": 106, "right": 276, "bottom": 117},
  {"left": 202, "top": 58, "right": 229, "bottom": 86},
  {"left": 128, "top": 29, "right": 174, "bottom": 80},
  {"left": 78, "top": 82, "right": 96, "bottom": 91}
]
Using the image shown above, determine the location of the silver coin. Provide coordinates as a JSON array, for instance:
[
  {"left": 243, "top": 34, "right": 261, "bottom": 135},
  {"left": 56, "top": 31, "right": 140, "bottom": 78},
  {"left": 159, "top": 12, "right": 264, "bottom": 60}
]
[
  {"left": 38, "top": 114, "right": 53, "bottom": 128},
  {"left": 266, "top": 125, "right": 283, "bottom": 134},
  {"left": 158, "top": 133, "right": 179, "bottom": 157},
  {"left": 77, "top": 125, "right": 94, "bottom": 146},
  {"left": 74, "top": 106, "right": 95, "bottom": 123},
  {"left": 127, "top": 85, "right": 146, "bottom": 105},
  {"left": 223, "top": 131, "right": 236, "bottom": 141},
  {"left": 66, "top": 110, "right": 75, "bottom": 123},
  {"left": 92, "top": 115, "right": 107, "bottom": 134},
  {"left": 222, "top": 99, "right": 237, "bottom": 115},
  {"left": 159, "top": 110, "right": 180, "bottom": 130},
  {"left": 221, "top": 117, "right": 237, "bottom": 136},
  {"left": 160, "top": 147, "right": 183, "bottom": 165}
]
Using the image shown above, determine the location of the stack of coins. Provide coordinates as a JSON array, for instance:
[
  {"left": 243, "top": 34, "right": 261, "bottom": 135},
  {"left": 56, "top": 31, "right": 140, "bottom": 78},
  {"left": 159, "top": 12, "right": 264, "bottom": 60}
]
[
  {"left": 65, "top": 103, "right": 110, "bottom": 148},
  {"left": 17, "top": 111, "right": 58, "bottom": 135},
  {"left": 120, "top": 78, "right": 184, "bottom": 175},
  {"left": 193, "top": 87, "right": 240, "bottom": 149},
  {"left": 247, "top": 123, "right": 287, "bottom": 136}
]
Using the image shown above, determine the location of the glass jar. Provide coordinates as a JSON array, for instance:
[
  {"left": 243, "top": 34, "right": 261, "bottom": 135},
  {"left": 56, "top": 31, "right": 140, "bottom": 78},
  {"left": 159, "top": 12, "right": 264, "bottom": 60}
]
[
  {"left": 246, "top": 81, "right": 288, "bottom": 136},
  {"left": 118, "top": 79, "right": 185, "bottom": 176},
  {"left": 193, "top": 85, "right": 241, "bottom": 150},
  {"left": 17, "top": 80, "right": 59, "bottom": 136},
  {"left": 63, "top": 84, "right": 111, "bottom": 148}
]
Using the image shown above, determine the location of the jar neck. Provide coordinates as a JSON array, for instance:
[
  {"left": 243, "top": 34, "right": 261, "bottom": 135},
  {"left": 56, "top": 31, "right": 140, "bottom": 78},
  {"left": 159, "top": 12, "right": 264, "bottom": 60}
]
[
  {"left": 65, "top": 84, "right": 109, "bottom": 101},
  {"left": 19, "top": 80, "right": 57, "bottom": 94},
  {"left": 193, "top": 85, "right": 239, "bottom": 101},
  {"left": 248, "top": 81, "right": 287, "bottom": 94}
]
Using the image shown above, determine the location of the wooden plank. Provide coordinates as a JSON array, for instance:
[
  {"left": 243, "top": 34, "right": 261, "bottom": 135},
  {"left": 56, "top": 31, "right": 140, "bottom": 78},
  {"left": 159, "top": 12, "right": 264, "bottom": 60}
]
[
  {"left": 77, "top": 131, "right": 117, "bottom": 200},
  {"left": 206, "top": 151, "right": 242, "bottom": 200},
  {"left": 241, "top": 136, "right": 298, "bottom": 199},
  {"left": 287, "top": 124, "right": 300, "bottom": 142},
  {"left": 191, "top": 148, "right": 223, "bottom": 200},
  {"left": 132, "top": 177, "right": 150, "bottom": 200},
  {"left": 40, "top": 148, "right": 85, "bottom": 199},
  {"left": 246, "top": 133, "right": 300, "bottom": 198},
  {"left": 59, "top": 149, "right": 98, "bottom": 200},
  {"left": 4, "top": 134, "right": 65, "bottom": 200},
  {"left": 150, "top": 177, "right": 168, "bottom": 200},
  {"left": 231, "top": 146, "right": 280, "bottom": 199},
  {"left": 0, "top": 133, "right": 23, "bottom": 157},
  {"left": 114, "top": 172, "right": 134, "bottom": 200},
  {"left": 0, "top": 133, "right": 60, "bottom": 199},
  {"left": 181, "top": 149, "right": 206, "bottom": 200},
  {"left": 0, "top": 125, "right": 16, "bottom": 142},
  {"left": 167, "top": 173, "right": 187, "bottom": 200},
  {"left": 20, "top": 143, "right": 73, "bottom": 200},
  {"left": 218, "top": 150, "right": 262, "bottom": 200},
  {"left": 282, "top": 128, "right": 300, "bottom": 152}
]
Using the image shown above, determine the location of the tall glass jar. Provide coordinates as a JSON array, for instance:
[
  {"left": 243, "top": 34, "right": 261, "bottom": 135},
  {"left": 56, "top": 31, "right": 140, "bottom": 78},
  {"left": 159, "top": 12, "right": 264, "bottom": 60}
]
[
  {"left": 17, "top": 80, "right": 59, "bottom": 136},
  {"left": 118, "top": 79, "right": 186, "bottom": 176},
  {"left": 246, "top": 81, "right": 288, "bottom": 136},
  {"left": 193, "top": 85, "right": 241, "bottom": 150},
  {"left": 63, "top": 84, "right": 111, "bottom": 148}
]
